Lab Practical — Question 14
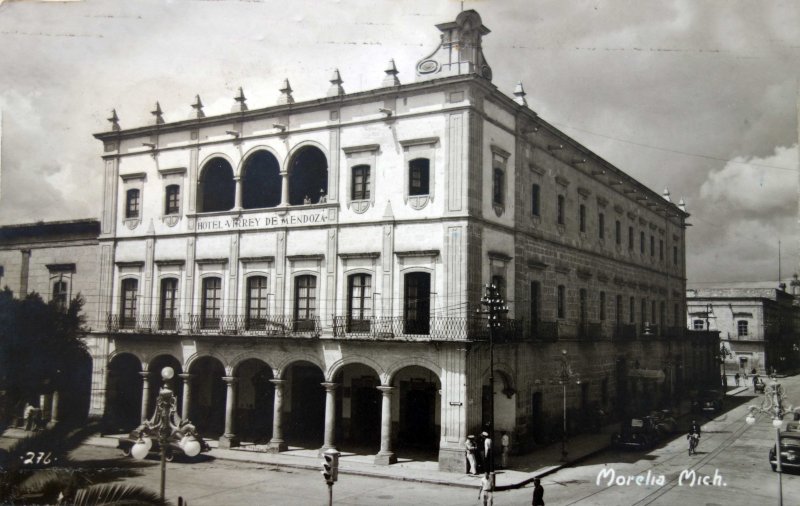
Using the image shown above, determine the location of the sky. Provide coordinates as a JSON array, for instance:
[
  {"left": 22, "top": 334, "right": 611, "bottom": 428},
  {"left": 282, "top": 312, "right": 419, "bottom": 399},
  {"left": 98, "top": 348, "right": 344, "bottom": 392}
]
[{"left": 0, "top": 0, "right": 798, "bottom": 285}]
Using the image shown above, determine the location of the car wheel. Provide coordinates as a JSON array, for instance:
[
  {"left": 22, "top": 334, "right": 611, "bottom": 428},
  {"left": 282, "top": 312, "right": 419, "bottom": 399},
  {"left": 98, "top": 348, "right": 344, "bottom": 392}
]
[
  {"left": 121, "top": 447, "right": 131, "bottom": 457},
  {"left": 166, "top": 452, "right": 175, "bottom": 462}
]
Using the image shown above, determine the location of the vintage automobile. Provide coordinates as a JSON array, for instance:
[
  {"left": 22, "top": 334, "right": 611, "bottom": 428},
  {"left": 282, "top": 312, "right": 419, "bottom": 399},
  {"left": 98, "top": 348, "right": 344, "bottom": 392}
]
[
  {"left": 754, "top": 379, "right": 767, "bottom": 394},
  {"left": 611, "top": 417, "right": 660, "bottom": 450},
  {"left": 769, "top": 431, "right": 800, "bottom": 472},
  {"left": 649, "top": 409, "right": 678, "bottom": 436},
  {"left": 691, "top": 390, "right": 724, "bottom": 415},
  {"left": 118, "top": 420, "right": 210, "bottom": 461}
]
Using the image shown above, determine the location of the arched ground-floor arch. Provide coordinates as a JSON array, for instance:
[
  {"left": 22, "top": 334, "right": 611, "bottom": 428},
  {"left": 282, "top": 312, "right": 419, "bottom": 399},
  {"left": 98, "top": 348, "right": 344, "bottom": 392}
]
[
  {"left": 233, "top": 358, "right": 274, "bottom": 443},
  {"left": 284, "top": 361, "right": 325, "bottom": 446},
  {"left": 104, "top": 353, "right": 142, "bottom": 433},
  {"left": 333, "top": 363, "right": 381, "bottom": 452},
  {"left": 146, "top": 355, "right": 183, "bottom": 421},
  {"left": 392, "top": 365, "right": 441, "bottom": 459},
  {"left": 58, "top": 349, "right": 93, "bottom": 425},
  {"left": 188, "top": 356, "right": 226, "bottom": 438}
]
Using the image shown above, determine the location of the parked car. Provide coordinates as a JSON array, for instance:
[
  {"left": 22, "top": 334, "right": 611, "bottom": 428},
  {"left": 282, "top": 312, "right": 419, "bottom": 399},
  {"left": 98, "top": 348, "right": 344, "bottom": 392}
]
[
  {"left": 785, "top": 421, "right": 800, "bottom": 433},
  {"left": 691, "top": 390, "right": 723, "bottom": 414},
  {"left": 611, "top": 417, "right": 660, "bottom": 450},
  {"left": 769, "top": 431, "right": 800, "bottom": 471},
  {"left": 118, "top": 422, "right": 210, "bottom": 461},
  {"left": 650, "top": 410, "right": 678, "bottom": 436},
  {"left": 755, "top": 380, "right": 767, "bottom": 394}
]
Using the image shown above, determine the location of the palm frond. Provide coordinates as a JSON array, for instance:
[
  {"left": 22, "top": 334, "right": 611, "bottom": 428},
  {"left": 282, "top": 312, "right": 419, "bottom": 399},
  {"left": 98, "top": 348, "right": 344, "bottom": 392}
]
[{"left": 73, "top": 483, "right": 172, "bottom": 506}]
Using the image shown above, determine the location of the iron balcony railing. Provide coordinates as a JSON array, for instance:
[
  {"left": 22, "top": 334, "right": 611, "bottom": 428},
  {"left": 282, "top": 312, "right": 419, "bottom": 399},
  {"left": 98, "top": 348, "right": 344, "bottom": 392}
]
[
  {"left": 107, "top": 314, "right": 181, "bottom": 334},
  {"left": 188, "top": 315, "right": 321, "bottom": 337},
  {"left": 332, "top": 316, "right": 522, "bottom": 342},
  {"left": 613, "top": 323, "right": 638, "bottom": 341},
  {"left": 577, "top": 322, "right": 604, "bottom": 340}
]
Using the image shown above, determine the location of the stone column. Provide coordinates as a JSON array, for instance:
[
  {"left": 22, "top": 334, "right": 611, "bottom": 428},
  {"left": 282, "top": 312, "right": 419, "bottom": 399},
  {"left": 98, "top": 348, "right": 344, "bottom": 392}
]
[
  {"left": 139, "top": 371, "right": 151, "bottom": 422},
  {"left": 219, "top": 376, "right": 239, "bottom": 448},
  {"left": 47, "top": 391, "right": 60, "bottom": 428},
  {"left": 179, "top": 373, "right": 192, "bottom": 420},
  {"left": 267, "top": 379, "right": 287, "bottom": 452},
  {"left": 374, "top": 385, "right": 397, "bottom": 465},
  {"left": 280, "top": 172, "right": 289, "bottom": 206},
  {"left": 233, "top": 176, "right": 242, "bottom": 210},
  {"left": 320, "top": 382, "right": 339, "bottom": 453}
]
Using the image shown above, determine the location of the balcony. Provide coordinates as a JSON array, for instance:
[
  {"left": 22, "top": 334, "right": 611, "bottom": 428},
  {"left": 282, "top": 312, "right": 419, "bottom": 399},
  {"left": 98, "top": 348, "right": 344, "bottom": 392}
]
[
  {"left": 332, "top": 316, "right": 522, "bottom": 342},
  {"left": 107, "top": 314, "right": 181, "bottom": 334},
  {"left": 107, "top": 314, "right": 320, "bottom": 338},
  {"left": 613, "top": 324, "right": 638, "bottom": 341},
  {"left": 577, "top": 322, "right": 603, "bottom": 340}
]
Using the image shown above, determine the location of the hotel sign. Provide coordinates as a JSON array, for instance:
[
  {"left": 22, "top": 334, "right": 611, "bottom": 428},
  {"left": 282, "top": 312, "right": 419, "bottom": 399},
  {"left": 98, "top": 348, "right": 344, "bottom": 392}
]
[{"left": 195, "top": 209, "right": 335, "bottom": 232}]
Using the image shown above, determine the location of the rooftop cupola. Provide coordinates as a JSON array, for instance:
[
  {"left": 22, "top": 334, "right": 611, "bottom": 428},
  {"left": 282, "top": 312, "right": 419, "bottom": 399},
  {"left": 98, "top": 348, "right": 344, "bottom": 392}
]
[{"left": 415, "top": 9, "right": 492, "bottom": 82}]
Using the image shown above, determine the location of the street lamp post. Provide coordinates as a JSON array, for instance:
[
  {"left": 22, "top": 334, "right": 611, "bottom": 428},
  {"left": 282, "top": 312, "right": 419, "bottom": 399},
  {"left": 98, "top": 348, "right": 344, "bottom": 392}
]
[
  {"left": 130, "top": 367, "right": 202, "bottom": 502},
  {"left": 478, "top": 284, "right": 508, "bottom": 481},
  {"left": 551, "top": 350, "right": 580, "bottom": 461},
  {"left": 745, "top": 377, "right": 788, "bottom": 506}
]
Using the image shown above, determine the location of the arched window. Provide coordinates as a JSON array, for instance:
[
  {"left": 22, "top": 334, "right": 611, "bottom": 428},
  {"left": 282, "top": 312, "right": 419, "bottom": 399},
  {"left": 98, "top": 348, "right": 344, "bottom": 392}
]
[
  {"left": 246, "top": 276, "right": 269, "bottom": 329},
  {"left": 201, "top": 277, "right": 222, "bottom": 329},
  {"left": 294, "top": 275, "right": 317, "bottom": 330},
  {"left": 164, "top": 185, "right": 180, "bottom": 215},
  {"left": 409, "top": 158, "right": 430, "bottom": 196},
  {"left": 288, "top": 147, "right": 328, "bottom": 205},
  {"left": 159, "top": 278, "right": 178, "bottom": 330},
  {"left": 198, "top": 158, "right": 235, "bottom": 212},
  {"left": 242, "top": 151, "right": 281, "bottom": 209},
  {"left": 347, "top": 273, "right": 372, "bottom": 331},
  {"left": 125, "top": 189, "right": 140, "bottom": 219},
  {"left": 120, "top": 278, "right": 138, "bottom": 329}
]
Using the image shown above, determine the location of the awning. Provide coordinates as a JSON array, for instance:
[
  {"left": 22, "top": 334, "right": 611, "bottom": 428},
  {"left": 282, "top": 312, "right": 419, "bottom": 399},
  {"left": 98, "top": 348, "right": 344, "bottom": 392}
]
[{"left": 628, "top": 369, "right": 666, "bottom": 382}]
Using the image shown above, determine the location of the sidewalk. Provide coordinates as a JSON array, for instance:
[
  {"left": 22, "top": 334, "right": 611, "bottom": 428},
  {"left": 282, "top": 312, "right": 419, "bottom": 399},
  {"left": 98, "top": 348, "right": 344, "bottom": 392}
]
[{"left": 2, "top": 426, "right": 612, "bottom": 491}]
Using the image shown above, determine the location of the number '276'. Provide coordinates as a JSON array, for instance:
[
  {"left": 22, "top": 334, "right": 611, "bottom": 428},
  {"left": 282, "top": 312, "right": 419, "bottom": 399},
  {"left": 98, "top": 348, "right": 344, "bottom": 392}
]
[{"left": 23, "top": 452, "right": 52, "bottom": 465}]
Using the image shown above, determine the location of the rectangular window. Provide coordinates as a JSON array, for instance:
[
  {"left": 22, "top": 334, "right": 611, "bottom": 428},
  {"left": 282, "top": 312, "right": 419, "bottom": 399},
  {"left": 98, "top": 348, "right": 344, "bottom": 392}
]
[
  {"left": 579, "top": 204, "right": 586, "bottom": 232},
  {"left": 628, "top": 226, "right": 634, "bottom": 250},
  {"left": 201, "top": 277, "right": 222, "bottom": 328},
  {"left": 693, "top": 319, "right": 705, "bottom": 330},
  {"left": 673, "top": 245, "right": 679, "bottom": 265},
  {"left": 629, "top": 296, "right": 635, "bottom": 324},
  {"left": 246, "top": 276, "right": 269, "bottom": 329},
  {"left": 599, "top": 291, "right": 606, "bottom": 321},
  {"left": 165, "top": 185, "right": 180, "bottom": 215},
  {"left": 579, "top": 288, "right": 587, "bottom": 323},
  {"left": 404, "top": 272, "right": 431, "bottom": 334},
  {"left": 409, "top": 158, "right": 430, "bottom": 196},
  {"left": 659, "top": 239, "right": 664, "bottom": 261},
  {"left": 598, "top": 213, "right": 605, "bottom": 239},
  {"left": 126, "top": 189, "right": 140, "bottom": 219},
  {"left": 159, "top": 278, "right": 178, "bottom": 330},
  {"left": 641, "top": 299, "right": 647, "bottom": 326},
  {"left": 530, "top": 281, "right": 541, "bottom": 330},
  {"left": 616, "top": 294, "right": 623, "bottom": 324},
  {"left": 737, "top": 320, "right": 749, "bottom": 337},
  {"left": 640, "top": 231, "right": 645, "bottom": 254},
  {"left": 52, "top": 280, "right": 69, "bottom": 312},
  {"left": 674, "top": 303, "right": 679, "bottom": 326},
  {"left": 347, "top": 273, "right": 372, "bottom": 331},
  {"left": 294, "top": 275, "right": 317, "bottom": 321},
  {"left": 531, "top": 184, "right": 540, "bottom": 217},
  {"left": 557, "top": 195, "right": 565, "bottom": 225},
  {"left": 492, "top": 168, "right": 505, "bottom": 206},
  {"left": 615, "top": 220, "right": 621, "bottom": 245},
  {"left": 557, "top": 285, "right": 566, "bottom": 319},
  {"left": 650, "top": 235, "right": 655, "bottom": 256},
  {"left": 651, "top": 300, "right": 656, "bottom": 324},
  {"left": 351, "top": 165, "right": 371, "bottom": 200},
  {"left": 120, "top": 278, "right": 138, "bottom": 329}
]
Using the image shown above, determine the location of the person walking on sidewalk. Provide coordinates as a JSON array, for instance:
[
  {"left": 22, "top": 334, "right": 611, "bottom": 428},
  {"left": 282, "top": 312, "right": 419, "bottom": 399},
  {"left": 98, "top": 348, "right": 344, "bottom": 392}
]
[
  {"left": 482, "top": 431, "right": 493, "bottom": 472},
  {"left": 465, "top": 435, "right": 478, "bottom": 475},
  {"left": 532, "top": 477, "right": 545, "bottom": 506},
  {"left": 500, "top": 431, "right": 510, "bottom": 469},
  {"left": 734, "top": 372, "right": 740, "bottom": 386},
  {"left": 478, "top": 472, "right": 493, "bottom": 506}
]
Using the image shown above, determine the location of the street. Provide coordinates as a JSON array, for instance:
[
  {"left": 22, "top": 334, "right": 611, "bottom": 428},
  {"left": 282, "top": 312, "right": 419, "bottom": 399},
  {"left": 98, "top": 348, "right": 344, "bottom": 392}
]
[{"left": 7, "top": 375, "right": 800, "bottom": 505}]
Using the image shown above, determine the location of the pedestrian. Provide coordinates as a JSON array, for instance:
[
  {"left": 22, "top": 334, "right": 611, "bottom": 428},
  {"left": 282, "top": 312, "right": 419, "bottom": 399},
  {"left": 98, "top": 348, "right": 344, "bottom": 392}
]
[
  {"left": 753, "top": 374, "right": 760, "bottom": 391},
  {"left": 465, "top": 435, "right": 478, "bottom": 475},
  {"left": 532, "top": 477, "right": 545, "bottom": 506},
  {"left": 23, "top": 402, "right": 34, "bottom": 431},
  {"left": 501, "top": 431, "right": 510, "bottom": 469},
  {"left": 478, "top": 472, "right": 493, "bottom": 506},
  {"left": 751, "top": 367, "right": 757, "bottom": 376},
  {"left": 482, "top": 431, "right": 493, "bottom": 472},
  {"left": 734, "top": 372, "right": 740, "bottom": 386}
]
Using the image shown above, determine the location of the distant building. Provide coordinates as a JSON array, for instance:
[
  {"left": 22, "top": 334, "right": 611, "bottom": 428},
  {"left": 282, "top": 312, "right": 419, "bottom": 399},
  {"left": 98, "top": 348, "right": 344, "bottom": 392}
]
[
  {"left": 0, "top": 219, "right": 101, "bottom": 425},
  {"left": 687, "top": 283, "right": 800, "bottom": 376},
  {"left": 89, "top": 10, "right": 713, "bottom": 471}
]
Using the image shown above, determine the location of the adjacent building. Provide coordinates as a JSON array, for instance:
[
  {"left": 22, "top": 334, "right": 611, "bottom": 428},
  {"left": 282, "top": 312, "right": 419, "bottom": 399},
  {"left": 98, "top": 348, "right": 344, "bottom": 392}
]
[{"left": 88, "top": 10, "right": 714, "bottom": 471}]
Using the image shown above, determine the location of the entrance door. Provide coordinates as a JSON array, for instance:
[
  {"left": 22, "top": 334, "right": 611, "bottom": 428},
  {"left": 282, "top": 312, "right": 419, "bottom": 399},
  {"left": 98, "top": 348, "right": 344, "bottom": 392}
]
[
  {"left": 400, "top": 382, "right": 435, "bottom": 448},
  {"left": 350, "top": 377, "right": 380, "bottom": 446}
]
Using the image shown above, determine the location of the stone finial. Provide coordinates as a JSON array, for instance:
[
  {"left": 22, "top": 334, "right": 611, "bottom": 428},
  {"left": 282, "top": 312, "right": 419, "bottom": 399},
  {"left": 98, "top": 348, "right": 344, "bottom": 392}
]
[
  {"left": 678, "top": 198, "right": 686, "bottom": 212},
  {"left": 191, "top": 95, "right": 205, "bottom": 119},
  {"left": 151, "top": 102, "right": 164, "bottom": 125},
  {"left": 233, "top": 87, "right": 248, "bottom": 112},
  {"left": 382, "top": 59, "right": 400, "bottom": 87},
  {"left": 662, "top": 187, "right": 671, "bottom": 202},
  {"left": 327, "top": 69, "right": 345, "bottom": 97},
  {"left": 513, "top": 81, "right": 527, "bottom": 106},
  {"left": 107, "top": 109, "right": 120, "bottom": 131},
  {"left": 278, "top": 78, "right": 294, "bottom": 105}
]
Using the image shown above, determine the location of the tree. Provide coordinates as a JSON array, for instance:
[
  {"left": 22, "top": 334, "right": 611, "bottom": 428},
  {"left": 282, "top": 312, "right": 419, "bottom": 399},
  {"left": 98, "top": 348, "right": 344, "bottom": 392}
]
[{"left": 0, "top": 287, "right": 88, "bottom": 429}]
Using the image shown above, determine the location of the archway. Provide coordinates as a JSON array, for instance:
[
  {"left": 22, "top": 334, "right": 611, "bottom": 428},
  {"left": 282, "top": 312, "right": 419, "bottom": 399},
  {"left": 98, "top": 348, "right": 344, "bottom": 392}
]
[
  {"left": 59, "top": 349, "right": 93, "bottom": 425},
  {"left": 104, "top": 353, "right": 142, "bottom": 433},
  {"left": 188, "top": 356, "right": 226, "bottom": 438},
  {"left": 242, "top": 151, "right": 281, "bottom": 209},
  {"left": 392, "top": 365, "right": 441, "bottom": 457},
  {"left": 288, "top": 146, "right": 328, "bottom": 205},
  {"left": 146, "top": 355, "right": 183, "bottom": 421},
  {"left": 233, "top": 358, "right": 274, "bottom": 443},
  {"left": 284, "top": 361, "right": 325, "bottom": 446},
  {"left": 197, "top": 157, "right": 235, "bottom": 212},
  {"left": 481, "top": 369, "right": 515, "bottom": 437},
  {"left": 333, "top": 363, "right": 381, "bottom": 452}
]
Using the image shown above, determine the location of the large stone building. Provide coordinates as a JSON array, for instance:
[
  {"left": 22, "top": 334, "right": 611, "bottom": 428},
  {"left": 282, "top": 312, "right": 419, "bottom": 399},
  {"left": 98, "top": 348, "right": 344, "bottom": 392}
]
[
  {"left": 687, "top": 283, "right": 800, "bottom": 376},
  {"left": 0, "top": 219, "right": 101, "bottom": 424},
  {"left": 89, "top": 10, "right": 714, "bottom": 471}
]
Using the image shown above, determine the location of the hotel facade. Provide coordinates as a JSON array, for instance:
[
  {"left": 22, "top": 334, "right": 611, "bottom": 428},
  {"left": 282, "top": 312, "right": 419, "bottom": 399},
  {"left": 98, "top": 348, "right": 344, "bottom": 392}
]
[{"left": 87, "top": 11, "right": 715, "bottom": 471}]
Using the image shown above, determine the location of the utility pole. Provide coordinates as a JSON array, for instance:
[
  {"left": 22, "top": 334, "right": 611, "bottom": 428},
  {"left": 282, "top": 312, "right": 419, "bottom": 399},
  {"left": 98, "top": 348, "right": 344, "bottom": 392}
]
[{"left": 478, "top": 284, "right": 507, "bottom": 483}]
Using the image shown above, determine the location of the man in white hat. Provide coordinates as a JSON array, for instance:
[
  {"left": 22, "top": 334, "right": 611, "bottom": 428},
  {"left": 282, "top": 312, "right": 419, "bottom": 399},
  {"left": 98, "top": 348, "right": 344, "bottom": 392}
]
[
  {"left": 481, "top": 431, "right": 493, "bottom": 472},
  {"left": 465, "top": 435, "right": 477, "bottom": 474}
]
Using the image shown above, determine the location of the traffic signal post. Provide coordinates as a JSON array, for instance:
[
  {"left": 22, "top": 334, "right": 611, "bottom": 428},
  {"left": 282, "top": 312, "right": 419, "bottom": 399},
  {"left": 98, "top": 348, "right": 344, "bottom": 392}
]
[{"left": 321, "top": 448, "right": 340, "bottom": 506}]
